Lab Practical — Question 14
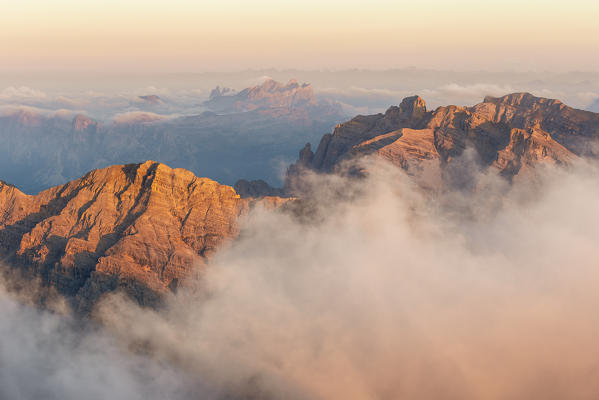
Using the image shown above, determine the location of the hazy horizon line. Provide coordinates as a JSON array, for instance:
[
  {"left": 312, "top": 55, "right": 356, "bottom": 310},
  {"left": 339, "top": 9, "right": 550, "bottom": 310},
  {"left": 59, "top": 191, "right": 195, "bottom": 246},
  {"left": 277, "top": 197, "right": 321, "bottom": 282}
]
[{"left": 4, "top": 67, "right": 599, "bottom": 75}]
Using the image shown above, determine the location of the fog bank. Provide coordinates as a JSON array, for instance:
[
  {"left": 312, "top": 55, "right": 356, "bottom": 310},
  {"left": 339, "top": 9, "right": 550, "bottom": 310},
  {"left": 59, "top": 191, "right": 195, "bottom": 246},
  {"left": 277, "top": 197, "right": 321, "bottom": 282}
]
[{"left": 3, "top": 159, "right": 599, "bottom": 399}]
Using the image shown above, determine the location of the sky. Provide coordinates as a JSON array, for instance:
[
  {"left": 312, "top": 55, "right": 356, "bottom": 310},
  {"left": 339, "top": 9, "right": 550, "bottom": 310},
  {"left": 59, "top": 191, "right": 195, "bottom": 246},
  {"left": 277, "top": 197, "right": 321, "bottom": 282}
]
[{"left": 2, "top": 0, "right": 599, "bottom": 73}]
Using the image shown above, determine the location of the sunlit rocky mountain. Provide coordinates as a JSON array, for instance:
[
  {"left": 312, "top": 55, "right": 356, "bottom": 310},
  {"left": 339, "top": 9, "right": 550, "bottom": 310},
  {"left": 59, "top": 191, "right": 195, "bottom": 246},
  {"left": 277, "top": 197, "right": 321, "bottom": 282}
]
[
  {"left": 0, "top": 161, "right": 289, "bottom": 312},
  {"left": 286, "top": 92, "right": 599, "bottom": 194}
]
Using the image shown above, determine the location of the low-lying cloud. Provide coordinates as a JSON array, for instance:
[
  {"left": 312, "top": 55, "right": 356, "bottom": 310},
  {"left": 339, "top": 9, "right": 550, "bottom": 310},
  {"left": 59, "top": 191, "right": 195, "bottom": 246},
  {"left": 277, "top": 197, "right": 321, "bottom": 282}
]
[
  {"left": 317, "top": 82, "right": 599, "bottom": 113},
  {"left": 0, "top": 86, "right": 48, "bottom": 101},
  {"left": 2, "top": 158, "right": 599, "bottom": 399},
  {"left": 0, "top": 85, "right": 209, "bottom": 122},
  {"left": 111, "top": 111, "right": 171, "bottom": 124},
  {"left": 3, "top": 70, "right": 599, "bottom": 123}
]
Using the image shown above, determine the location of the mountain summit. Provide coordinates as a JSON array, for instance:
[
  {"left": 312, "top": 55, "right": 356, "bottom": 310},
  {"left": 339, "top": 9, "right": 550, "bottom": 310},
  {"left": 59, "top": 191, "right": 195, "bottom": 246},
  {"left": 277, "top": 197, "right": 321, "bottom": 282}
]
[
  {"left": 204, "top": 78, "right": 321, "bottom": 113},
  {"left": 0, "top": 161, "right": 287, "bottom": 311},
  {"left": 287, "top": 92, "right": 598, "bottom": 192}
]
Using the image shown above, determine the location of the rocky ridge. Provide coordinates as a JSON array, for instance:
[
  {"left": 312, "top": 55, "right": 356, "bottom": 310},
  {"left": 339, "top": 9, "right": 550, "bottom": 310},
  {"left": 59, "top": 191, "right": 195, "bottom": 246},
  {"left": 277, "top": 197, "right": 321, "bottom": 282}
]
[
  {"left": 0, "top": 161, "right": 287, "bottom": 311},
  {"left": 204, "top": 78, "right": 336, "bottom": 114},
  {"left": 287, "top": 93, "right": 598, "bottom": 192}
]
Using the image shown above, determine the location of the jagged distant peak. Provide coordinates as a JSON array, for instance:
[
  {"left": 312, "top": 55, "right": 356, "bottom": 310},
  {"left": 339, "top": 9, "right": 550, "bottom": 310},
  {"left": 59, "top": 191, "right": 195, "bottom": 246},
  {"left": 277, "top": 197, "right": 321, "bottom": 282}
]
[
  {"left": 250, "top": 77, "right": 310, "bottom": 92},
  {"left": 483, "top": 92, "right": 564, "bottom": 107},
  {"left": 209, "top": 86, "right": 236, "bottom": 99},
  {"left": 208, "top": 79, "right": 311, "bottom": 101},
  {"left": 245, "top": 78, "right": 313, "bottom": 100},
  {"left": 204, "top": 78, "right": 324, "bottom": 113},
  {"left": 138, "top": 94, "right": 164, "bottom": 105},
  {"left": 382, "top": 95, "right": 427, "bottom": 119}
]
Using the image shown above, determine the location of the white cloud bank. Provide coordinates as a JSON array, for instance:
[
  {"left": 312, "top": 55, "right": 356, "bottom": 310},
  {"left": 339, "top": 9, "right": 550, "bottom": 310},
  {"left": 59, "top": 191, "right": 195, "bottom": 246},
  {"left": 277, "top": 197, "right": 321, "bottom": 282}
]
[
  {"left": 2, "top": 158, "right": 599, "bottom": 399},
  {"left": 0, "top": 86, "right": 48, "bottom": 100}
]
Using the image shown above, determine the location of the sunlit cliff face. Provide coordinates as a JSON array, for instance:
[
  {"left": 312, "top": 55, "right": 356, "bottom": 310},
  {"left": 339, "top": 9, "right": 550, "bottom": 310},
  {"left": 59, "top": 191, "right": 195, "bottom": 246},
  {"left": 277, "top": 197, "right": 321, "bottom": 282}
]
[{"left": 3, "top": 157, "right": 599, "bottom": 399}]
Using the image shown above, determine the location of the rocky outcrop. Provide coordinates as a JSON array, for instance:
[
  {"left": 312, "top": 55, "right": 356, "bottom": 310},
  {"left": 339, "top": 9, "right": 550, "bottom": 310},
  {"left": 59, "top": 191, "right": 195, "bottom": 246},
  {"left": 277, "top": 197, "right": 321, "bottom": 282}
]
[
  {"left": 297, "top": 95, "right": 429, "bottom": 173},
  {"left": 72, "top": 114, "right": 99, "bottom": 132},
  {"left": 209, "top": 86, "right": 236, "bottom": 99},
  {"left": 0, "top": 161, "right": 285, "bottom": 312},
  {"left": 234, "top": 179, "right": 285, "bottom": 198},
  {"left": 288, "top": 93, "right": 598, "bottom": 190}
]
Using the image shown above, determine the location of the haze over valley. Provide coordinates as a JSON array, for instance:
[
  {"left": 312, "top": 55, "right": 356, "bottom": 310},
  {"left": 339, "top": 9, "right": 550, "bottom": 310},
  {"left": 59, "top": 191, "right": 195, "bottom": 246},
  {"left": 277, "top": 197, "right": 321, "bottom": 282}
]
[{"left": 4, "top": 69, "right": 599, "bottom": 194}]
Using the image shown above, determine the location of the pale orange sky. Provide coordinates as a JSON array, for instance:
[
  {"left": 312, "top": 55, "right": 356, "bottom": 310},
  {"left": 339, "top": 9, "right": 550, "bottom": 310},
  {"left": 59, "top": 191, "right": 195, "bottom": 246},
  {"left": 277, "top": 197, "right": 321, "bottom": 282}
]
[{"left": 2, "top": 0, "right": 599, "bottom": 72}]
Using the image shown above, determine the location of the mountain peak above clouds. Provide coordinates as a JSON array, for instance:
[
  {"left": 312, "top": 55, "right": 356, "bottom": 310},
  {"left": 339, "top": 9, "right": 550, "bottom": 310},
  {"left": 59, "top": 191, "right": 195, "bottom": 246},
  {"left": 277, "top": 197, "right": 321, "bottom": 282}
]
[
  {"left": 138, "top": 95, "right": 164, "bottom": 105},
  {"left": 0, "top": 161, "right": 288, "bottom": 311},
  {"left": 286, "top": 92, "right": 599, "bottom": 193},
  {"left": 204, "top": 78, "right": 319, "bottom": 113}
]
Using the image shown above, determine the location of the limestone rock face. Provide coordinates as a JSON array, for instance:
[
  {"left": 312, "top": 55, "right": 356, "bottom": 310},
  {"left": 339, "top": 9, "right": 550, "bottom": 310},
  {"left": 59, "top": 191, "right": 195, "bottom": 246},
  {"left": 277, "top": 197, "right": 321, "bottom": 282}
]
[
  {"left": 0, "top": 161, "right": 256, "bottom": 311},
  {"left": 303, "top": 96, "right": 430, "bottom": 173},
  {"left": 288, "top": 93, "right": 599, "bottom": 189}
]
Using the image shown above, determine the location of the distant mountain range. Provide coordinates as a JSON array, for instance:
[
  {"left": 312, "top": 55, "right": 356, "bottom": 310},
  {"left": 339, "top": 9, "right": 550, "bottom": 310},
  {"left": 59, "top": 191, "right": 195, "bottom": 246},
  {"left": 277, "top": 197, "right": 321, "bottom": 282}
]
[
  {"left": 1, "top": 92, "right": 599, "bottom": 311},
  {"left": 204, "top": 78, "right": 331, "bottom": 113},
  {"left": 0, "top": 79, "right": 345, "bottom": 194}
]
